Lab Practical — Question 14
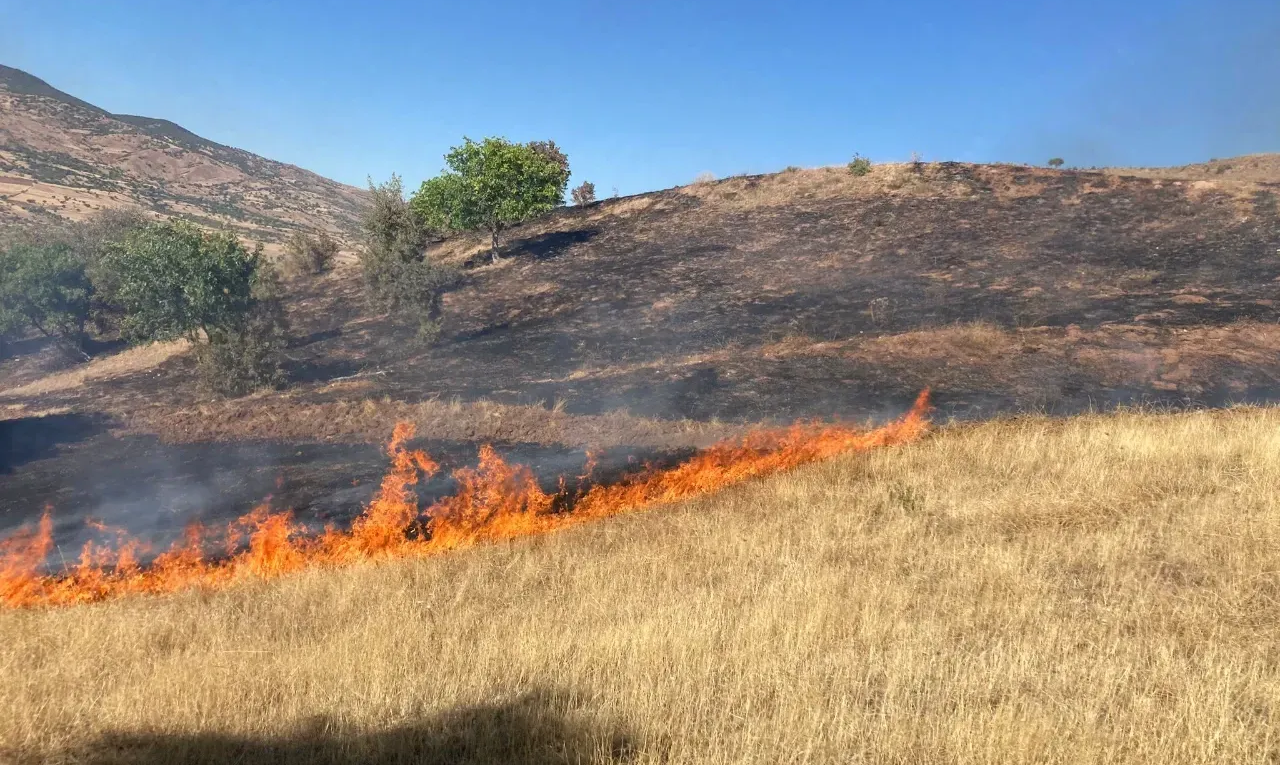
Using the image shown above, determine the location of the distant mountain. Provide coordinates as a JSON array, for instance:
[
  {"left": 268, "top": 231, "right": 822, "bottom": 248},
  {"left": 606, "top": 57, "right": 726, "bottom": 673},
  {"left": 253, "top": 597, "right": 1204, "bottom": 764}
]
[{"left": 0, "top": 64, "right": 367, "bottom": 249}]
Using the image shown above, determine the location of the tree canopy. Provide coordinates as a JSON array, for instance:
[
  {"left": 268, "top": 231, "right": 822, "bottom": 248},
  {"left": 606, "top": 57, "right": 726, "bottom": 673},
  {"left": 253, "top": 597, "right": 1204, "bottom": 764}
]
[
  {"left": 410, "top": 137, "right": 570, "bottom": 263},
  {"left": 104, "top": 221, "right": 260, "bottom": 343},
  {"left": 0, "top": 240, "right": 94, "bottom": 358}
]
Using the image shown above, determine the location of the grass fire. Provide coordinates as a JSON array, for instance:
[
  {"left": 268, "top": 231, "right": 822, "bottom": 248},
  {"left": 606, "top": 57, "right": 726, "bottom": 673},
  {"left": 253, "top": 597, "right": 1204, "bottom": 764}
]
[
  {"left": 3, "top": 20, "right": 1279, "bottom": 762},
  {"left": 1, "top": 392, "right": 930, "bottom": 609}
]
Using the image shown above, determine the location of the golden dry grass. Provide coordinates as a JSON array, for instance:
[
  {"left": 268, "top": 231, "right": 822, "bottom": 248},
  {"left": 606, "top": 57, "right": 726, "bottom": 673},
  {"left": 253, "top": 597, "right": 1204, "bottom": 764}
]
[
  {"left": 0, "top": 340, "right": 190, "bottom": 399},
  {"left": 1108, "top": 154, "right": 1280, "bottom": 184},
  {"left": 3, "top": 408, "right": 1280, "bottom": 764}
]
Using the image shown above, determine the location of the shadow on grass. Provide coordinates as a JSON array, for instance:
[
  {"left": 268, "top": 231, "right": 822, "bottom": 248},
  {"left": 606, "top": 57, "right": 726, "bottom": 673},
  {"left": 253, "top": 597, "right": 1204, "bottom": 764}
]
[
  {"left": 463, "top": 228, "right": 602, "bottom": 268},
  {"left": 48, "top": 690, "right": 636, "bottom": 765}
]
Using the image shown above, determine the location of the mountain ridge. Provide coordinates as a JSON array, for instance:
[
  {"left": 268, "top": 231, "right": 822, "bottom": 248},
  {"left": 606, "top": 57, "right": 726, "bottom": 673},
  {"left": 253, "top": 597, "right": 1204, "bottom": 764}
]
[{"left": 0, "top": 64, "right": 367, "bottom": 250}]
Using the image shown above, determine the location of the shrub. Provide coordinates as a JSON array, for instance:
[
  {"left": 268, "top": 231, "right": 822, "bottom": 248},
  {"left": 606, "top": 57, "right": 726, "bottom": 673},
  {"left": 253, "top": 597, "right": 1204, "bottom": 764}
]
[
  {"left": 73, "top": 209, "right": 150, "bottom": 334},
  {"left": 0, "top": 240, "right": 94, "bottom": 358},
  {"left": 693, "top": 172, "right": 716, "bottom": 184},
  {"left": 571, "top": 181, "right": 596, "bottom": 206},
  {"left": 410, "top": 137, "right": 571, "bottom": 264},
  {"left": 360, "top": 175, "right": 459, "bottom": 342},
  {"left": 1048, "top": 158, "right": 1065, "bottom": 169},
  {"left": 848, "top": 154, "right": 872, "bottom": 176},
  {"left": 282, "top": 230, "right": 340, "bottom": 276},
  {"left": 195, "top": 264, "right": 289, "bottom": 395}
]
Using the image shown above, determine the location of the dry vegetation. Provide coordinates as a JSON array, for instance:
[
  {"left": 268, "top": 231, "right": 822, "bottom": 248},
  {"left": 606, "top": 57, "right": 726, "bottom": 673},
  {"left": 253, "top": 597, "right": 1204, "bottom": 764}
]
[
  {"left": 3, "top": 407, "right": 1279, "bottom": 764},
  {"left": 1108, "top": 154, "right": 1280, "bottom": 184},
  {"left": 0, "top": 340, "right": 190, "bottom": 398}
]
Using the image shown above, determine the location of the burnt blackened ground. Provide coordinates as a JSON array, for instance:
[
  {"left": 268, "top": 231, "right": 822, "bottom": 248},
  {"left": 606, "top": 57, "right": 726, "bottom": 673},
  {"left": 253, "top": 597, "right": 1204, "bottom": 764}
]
[
  {"left": 0, "top": 431, "right": 681, "bottom": 556},
  {"left": 2, "top": 163, "right": 1280, "bottom": 545}
]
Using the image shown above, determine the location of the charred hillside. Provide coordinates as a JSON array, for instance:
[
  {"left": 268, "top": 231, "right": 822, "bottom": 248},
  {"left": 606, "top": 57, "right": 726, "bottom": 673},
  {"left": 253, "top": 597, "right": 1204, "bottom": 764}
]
[{"left": 2, "top": 159, "right": 1279, "bottom": 546}]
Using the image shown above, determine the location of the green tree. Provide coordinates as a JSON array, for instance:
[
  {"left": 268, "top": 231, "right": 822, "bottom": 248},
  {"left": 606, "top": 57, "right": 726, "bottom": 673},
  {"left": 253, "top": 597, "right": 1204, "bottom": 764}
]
[
  {"left": 105, "top": 221, "right": 287, "bottom": 395},
  {"left": 106, "top": 221, "right": 258, "bottom": 343},
  {"left": 68, "top": 208, "right": 150, "bottom": 334},
  {"left": 195, "top": 262, "right": 289, "bottom": 395},
  {"left": 410, "top": 137, "right": 570, "bottom": 264},
  {"left": 1048, "top": 158, "right": 1065, "bottom": 169},
  {"left": 0, "top": 240, "right": 94, "bottom": 358}
]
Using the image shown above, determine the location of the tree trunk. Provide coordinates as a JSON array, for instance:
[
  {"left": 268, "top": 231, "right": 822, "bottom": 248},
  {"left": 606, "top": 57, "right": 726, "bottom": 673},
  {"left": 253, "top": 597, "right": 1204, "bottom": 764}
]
[{"left": 489, "top": 228, "right": 500, "bottom": 264}]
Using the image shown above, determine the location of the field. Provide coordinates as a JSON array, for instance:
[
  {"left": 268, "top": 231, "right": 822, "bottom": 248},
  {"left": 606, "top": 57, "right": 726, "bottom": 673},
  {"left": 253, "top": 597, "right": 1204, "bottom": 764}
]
[
  {"left": 4, "top": 144, "right": 1280, "bottom": 762},
  {"left": 3, "top": 406, "right": 1278, "bottom": 764}
]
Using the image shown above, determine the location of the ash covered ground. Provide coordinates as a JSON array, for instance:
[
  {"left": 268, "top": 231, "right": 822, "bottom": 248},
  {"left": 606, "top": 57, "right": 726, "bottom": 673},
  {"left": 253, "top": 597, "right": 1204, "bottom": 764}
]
[{"left": 3, "top": 163, "right": 1279, "bottom": 551}]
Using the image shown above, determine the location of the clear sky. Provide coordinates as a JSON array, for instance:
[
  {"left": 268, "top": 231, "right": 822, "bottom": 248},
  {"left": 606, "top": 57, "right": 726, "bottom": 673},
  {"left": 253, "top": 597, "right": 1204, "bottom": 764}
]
[{"left": 2, "top": 0, "right": 1276, "bottom": 196}]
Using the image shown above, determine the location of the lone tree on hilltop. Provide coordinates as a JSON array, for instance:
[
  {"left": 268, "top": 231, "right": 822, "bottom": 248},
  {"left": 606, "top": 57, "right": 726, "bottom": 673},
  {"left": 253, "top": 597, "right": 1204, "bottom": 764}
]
[
  {"left": 410, "top": 137, "right": 571, "bottom": 264},
  {"left": 1048, "top": 157, "right": 1065, "bottom": 169}
]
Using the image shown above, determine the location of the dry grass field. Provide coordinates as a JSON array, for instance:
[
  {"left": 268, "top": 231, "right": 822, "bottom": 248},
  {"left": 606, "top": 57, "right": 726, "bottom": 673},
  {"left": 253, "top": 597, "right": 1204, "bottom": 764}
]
[{"left": 3, "top": 406, "right": 1278, "bottom": 764}]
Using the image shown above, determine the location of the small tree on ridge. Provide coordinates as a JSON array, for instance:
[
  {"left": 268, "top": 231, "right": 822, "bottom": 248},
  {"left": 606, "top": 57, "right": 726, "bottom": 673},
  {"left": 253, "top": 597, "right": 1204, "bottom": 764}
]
[{"left": 410, "top": 137, "right": 570, "bottom": 264}]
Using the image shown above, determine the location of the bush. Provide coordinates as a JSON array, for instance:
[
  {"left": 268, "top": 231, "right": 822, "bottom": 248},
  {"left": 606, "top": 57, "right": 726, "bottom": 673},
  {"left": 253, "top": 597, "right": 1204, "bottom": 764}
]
[
  {"left": 848, "top": 154, "right": 872, "bottom": 176},
  {"left": 0, "top": 209, "right": 149, "bottom": 339},
  {"left": 410, "top": 137, "right": 571, "bottom": 264},
  {"left": 571, "top": 181, "right": 596, "bottom": 206},
  {"left": 0, "top": 240, "right": 94, "bottom": 358},
  {"left": 71, "top": 209, "right": 150, "bottom": 334},
  {"left": 282, "top": 231, "right": 340, "bottom": 276},
  {"left": 693, "top": 172, "right": 715, "bottom": 184},
  {"left": 195, "top": 265, "right": 289, "bottom": 395},
  {"left": 360, "top": 175, "right": 459, "bottom": 342}
]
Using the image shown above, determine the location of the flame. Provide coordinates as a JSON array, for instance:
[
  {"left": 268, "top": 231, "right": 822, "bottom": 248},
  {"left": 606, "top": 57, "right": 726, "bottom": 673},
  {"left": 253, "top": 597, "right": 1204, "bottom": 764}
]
[{"left": 0, "top": 390, "right": 929, "bottom": 609}]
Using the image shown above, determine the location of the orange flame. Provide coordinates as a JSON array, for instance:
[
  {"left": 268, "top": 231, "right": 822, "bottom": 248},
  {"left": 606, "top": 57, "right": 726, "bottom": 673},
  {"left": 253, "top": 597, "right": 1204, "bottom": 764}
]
[{"left": 0, "top": 390, "right": 929, "bottom": 609}]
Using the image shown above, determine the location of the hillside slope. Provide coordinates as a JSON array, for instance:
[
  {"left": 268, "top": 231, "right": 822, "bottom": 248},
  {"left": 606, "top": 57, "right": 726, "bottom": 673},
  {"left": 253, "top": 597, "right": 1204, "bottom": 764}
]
[
  {"left": 1109, "top": 153, "right": 1280, "bottom": 184},
  {"left": 0, "top": 65, "right": 367, "bottom": 246},
  {"left": 2, "top": 158, "right": 1279, "bottom": 556}
]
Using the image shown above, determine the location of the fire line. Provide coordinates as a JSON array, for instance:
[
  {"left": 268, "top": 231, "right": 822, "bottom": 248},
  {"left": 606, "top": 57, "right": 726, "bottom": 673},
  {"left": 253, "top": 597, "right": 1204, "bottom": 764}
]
[{"left": 0, "top": 390, "right": 930, "bottom": 609}]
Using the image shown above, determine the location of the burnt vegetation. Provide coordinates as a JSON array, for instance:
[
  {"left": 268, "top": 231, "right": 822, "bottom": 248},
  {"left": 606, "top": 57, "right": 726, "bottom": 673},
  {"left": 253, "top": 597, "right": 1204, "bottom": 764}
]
[
  {"left": 3, "top": 154, "right": 1280, "bottom": 558},
  {"left": 281, "top": 230, "right": 340, "bottom": 277}
]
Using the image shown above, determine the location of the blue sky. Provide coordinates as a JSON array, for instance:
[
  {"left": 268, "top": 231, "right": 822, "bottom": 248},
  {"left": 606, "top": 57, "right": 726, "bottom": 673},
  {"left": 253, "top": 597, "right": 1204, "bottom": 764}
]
[{"left": 2, "top": 0, "right": 1276, "bottom": 196}]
